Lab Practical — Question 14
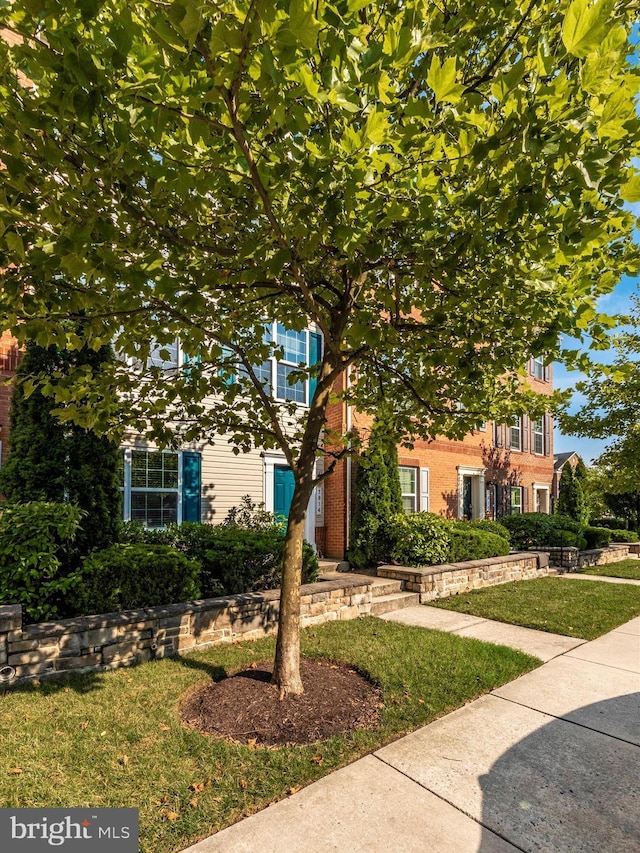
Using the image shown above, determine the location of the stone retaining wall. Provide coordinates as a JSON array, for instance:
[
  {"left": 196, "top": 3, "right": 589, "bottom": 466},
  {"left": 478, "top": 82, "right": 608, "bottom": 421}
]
[
  {"left": 0, "top": 577, "right": 373, "bottom": 685},
  {"left": 377, "top": 552, "right": 548, "bottom": 602},
  {"left": 545, "top": 544, "right": 631, "bottom": 570}
]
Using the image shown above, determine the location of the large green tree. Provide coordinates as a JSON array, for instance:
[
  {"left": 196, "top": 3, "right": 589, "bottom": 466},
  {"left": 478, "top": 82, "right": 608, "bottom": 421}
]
[{"left": 0, "top": 1, "right": 638, "bottom": 696}]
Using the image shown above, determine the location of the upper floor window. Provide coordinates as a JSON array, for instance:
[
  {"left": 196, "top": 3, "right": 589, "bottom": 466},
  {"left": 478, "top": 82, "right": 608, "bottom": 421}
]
[
  {"left": 276, "top": 324, "right": 307, "bottom": 403},
  {"left": 147, "top": 338, "right": 179, "bottom": 370},
  {"left": 533, "top": 417, "right": 544, "bottom": 454},
  {"left": 532, "top": 356, "right": 545, "bottom": 381},
  {"left": 510, "top": 418, "right": 522, "bottom": 451}
]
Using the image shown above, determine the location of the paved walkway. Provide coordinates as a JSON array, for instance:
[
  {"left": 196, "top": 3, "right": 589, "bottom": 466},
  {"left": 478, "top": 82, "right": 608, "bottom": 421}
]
[{"left": 183, "top": 614, "right": 640, "bottom": 853}]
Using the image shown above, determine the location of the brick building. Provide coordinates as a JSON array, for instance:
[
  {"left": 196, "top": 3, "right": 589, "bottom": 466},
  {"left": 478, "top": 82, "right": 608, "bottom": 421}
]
[{"left": 321, "top": 357, "right": 554, "bottom": 559}]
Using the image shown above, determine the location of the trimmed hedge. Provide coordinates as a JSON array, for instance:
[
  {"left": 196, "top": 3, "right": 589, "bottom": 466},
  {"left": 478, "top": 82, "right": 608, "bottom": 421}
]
[
  {"left": 448, "top": 527, "right": 510, "bottom": 563},
  {"left": 499, "top": 513, "right": 587, "bottom": 550},
  {"left": 583, "top": 526, "right": 612, "bottom": 550},
  {"left": 387, "top": 513, "right": 510, "bottom": 568},
  {"left": 452, "top": 519, "right": 511, "bottom": 542},
  {"left": 76, "top": 544, "right": 201, "bottom": 614},
  {"left": 608, "top": 529, "right": 639, "bottom": 543},
  {"left": 120, "top": 521, "right": 318, "bottom": 597},
  {"left": 388, "top": 512, "right": 451, "bottom": 568}
]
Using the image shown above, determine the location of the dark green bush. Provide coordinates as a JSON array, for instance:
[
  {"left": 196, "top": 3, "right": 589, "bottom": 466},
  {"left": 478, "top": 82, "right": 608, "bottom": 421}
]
[
  {"left": 76, "top": 544, "right": 201, "bottom": 614},
  {"left": 388, "top": 512, "right": 451, "bottom": 567},
  {"left": 608, "top": 529, "right": 639, "bottom": 543},
  {"left": 186, "top": 525, "right": 318, "bottom": 596},
  {"left": 499, "top": 513, "right": 587, "bottom": 550},
  {"left": 448, "top": 528, "right": 510, "bottom": 563},
  {"left": 452, "top": 519, "right": 511, "bottom": 542},
  {"left": 119, "top": 520, "right": 318, "bottom": 596},
  {"left": 0, "top": 502, "right": 84, "bottom": 622},
  {"left": 590, "top": 517, "right": 628, "bottom": 530},
  {"left": 583, "top": 527, "right": 612, "bottom": 549}
]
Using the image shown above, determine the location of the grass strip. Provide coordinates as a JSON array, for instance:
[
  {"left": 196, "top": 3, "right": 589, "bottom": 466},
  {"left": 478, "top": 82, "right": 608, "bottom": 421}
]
[
  {"left": 579, "top": 559, "right": 640, "bottom": 582},
  {"left": 430, "top": 575, "right": 640, "bottom": 640},
  {"left": 0, "top": 617, "right": 538, "bottom": 853}
]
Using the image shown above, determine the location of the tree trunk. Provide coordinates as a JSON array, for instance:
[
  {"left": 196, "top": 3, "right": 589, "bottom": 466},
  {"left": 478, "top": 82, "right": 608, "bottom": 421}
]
[{"left": 273, "top": 480, "right": 313, "bottom": 697}]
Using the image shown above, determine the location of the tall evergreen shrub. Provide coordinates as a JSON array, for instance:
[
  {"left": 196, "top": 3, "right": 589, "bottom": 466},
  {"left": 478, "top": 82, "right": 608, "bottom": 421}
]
[
  {"left": 556, "top": 461, "right": 588, "bottom": 524},
  {"left": 348, "top": 418, "right": 402, "bottom": 568},
  {"left": 0, "top": 341, "right": 121, "bottom": 556}
]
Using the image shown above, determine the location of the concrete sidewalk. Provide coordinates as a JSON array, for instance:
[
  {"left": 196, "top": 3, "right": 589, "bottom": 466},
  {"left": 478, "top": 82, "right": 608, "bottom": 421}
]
[{"left": 183, "top": 616, "right": 640, "bottom": 853}]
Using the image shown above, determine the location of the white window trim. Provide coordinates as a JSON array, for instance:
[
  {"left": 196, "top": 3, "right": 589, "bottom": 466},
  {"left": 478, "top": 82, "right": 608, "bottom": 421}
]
[
  {"left": 399, "top": 465, "right": 418, "bottom": 513},
  {"left": 532, "top": 356, "right": 545, "bottom": 381},
  {"left": 532, "top": 417, "right": 545, "bottom": 455},
  {"left": 122, "top": 447, "right": 183, "bottom": 526},
  {"left": 510, "top": 417, "right": 522, "bottom": 452},
  {"left": 510, "top": 485, "right": 523, "bottom": 514}
]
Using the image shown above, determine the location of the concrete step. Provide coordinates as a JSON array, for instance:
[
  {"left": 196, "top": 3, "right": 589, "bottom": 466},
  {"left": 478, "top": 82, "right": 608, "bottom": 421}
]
[
  {"left": 370, "top": 579, "right": 404, "bottom": 597},
  {"left": 370, "top": 591, "right": 420, "bottom": 616}
]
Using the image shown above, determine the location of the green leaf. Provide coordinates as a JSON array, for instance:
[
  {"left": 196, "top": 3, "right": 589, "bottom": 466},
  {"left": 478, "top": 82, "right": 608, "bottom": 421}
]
[
  {"left": 562, "top": 0, "right": 613, "bottom": 59},
  {"left": 5, "top": 231, "right": 24, "bottom": 259},
  {"left": 620, "top": 174, "right": 640, "bottom": 203},
  {"left": 427, "top": 55, "right": 463, "bottom": 104},
  {"left": 288, "top": 0, "right": 321, "bottom": 50},
  {"left": 364, "top": 109, "right": 387, "bottom": 145}
]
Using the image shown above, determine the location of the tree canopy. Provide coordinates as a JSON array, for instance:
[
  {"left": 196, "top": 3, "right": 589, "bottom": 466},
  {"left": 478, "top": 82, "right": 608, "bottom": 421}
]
[
  {"left": 1, "top": 0, "right": 639, "bottom": 694},
  {"left": 563, "top": 294, "right": 640, "bottom": 493}
]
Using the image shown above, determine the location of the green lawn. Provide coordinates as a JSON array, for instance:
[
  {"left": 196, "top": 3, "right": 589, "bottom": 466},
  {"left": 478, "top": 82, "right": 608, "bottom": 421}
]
[
  {"left": 430, "top": 576, "right": 640, "bottom": 640},
  {"left": 579, "top": 559, "right": 640, "bottom": 582},
  {"left": 0, "top": 618, "right": 538, "bottom": 853}
]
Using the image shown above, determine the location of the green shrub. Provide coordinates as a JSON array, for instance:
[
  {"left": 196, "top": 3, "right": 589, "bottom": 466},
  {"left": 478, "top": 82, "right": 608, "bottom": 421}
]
[
  {"left": 448, "top": 528, "right": 510, "bottom": 562},
  {"left": 76, "top": 544, "right": 201, "bottom": 614},
  {"left": 118, "top": 520, "right": 318, "bottom": 597},
  {"left": 0, "top": 502, "right": 84, "bottom": 622},
  {"left": 608, "top": 529, "right": 639, "bottom": 543},
  {"left": 185, "top": 524, "right": 318, "bottom": 596},
  {"left": 590, "top": 517, "right": 628, "bottom": 530},
  {"left": 583, "top": 527, "right": 612, "bottom": 549},
  {"left": 388, "top": 512, "right": 451, "bottom": 567},
  {"left": 452, "top": 519, "right": 511, "bottom": 542},
  {"left": 499, "top": 513, "right": 586, "bottom": 550}
]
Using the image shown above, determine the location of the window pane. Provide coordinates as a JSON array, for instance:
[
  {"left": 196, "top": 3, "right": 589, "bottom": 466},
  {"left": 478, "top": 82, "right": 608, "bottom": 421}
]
[
  {"left": 131, "top": 491, "right": 178, "bottom": 527},
  {"left": 510, "top": 423, "right": 521, "bottom": 450},
  {"left": 401, "top": 495, "right": 416, "bottom": 513},
  {"left": 277, "top": 363, "right": 306, "bottom": 402},
  {"left": 276, "top": 324, "right": 306, "bottom": 364},
  {"left": 131, "top": 450, "right": 148, "bottom": 487},
  {"left": 148, "top": 338, "right": 179, "bottom": 369},
  {"left": 399, "top": 467, "right": 416, "bottom": 494}
]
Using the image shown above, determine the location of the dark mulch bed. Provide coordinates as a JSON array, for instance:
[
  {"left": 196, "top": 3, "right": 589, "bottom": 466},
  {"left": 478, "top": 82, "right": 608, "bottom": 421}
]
[{"left": 181, "top": 658, "right": 382, "bottom": 746}]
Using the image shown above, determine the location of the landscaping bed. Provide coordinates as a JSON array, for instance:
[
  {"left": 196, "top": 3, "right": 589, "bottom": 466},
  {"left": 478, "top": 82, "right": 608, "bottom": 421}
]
[
  {"left": 0, "top": 618, "right": 539, "bottom": 853},
  {"left": 578, "top": 559, "right": 640, "bottom": 582},
  {"left": 429, "top": 576, "right": 640, "bottom": 640}
]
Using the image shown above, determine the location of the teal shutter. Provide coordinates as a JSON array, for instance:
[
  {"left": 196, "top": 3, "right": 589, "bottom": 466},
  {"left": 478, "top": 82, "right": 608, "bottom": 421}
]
[
  {"left": 308, "top": 332, "right": 322, "bottom": 402},
  {"left": 220, "top": 345, "right": 235, "bottom": 385},
  {"left": 183, "top": 350, "right": 201, "bottom": 379},
  {"left": 274, "top": 465, "right": 295, "bottom": 521},
  {"left": 182, "top": 452, "right": 202, "bottom": 522}
]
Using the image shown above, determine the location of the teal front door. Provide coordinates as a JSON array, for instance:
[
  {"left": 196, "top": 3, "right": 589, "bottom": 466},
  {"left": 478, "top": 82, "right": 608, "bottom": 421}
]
[{"left": 274, "top": 465, "right": 295, "bottom": 521}]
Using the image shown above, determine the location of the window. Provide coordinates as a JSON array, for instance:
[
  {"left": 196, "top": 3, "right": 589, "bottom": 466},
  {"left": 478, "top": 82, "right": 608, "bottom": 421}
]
[
  {"left": 121, "top": 449, "right": 201, "bottom": 527},
  {"left": 510, "top": 486, "right": 522, "bottom": 514},
  {"left": 223, "top": 324, "right": 322, "bottom": 406},
  {"left": 533, "top": 417, "right": 544, "bottom": 454},
  {"left": 276, "top": 323, "right": 307, "bottom": 403},
  {"left": 147, "top": 338, "right": 179, "bottom": 370},
  {"left": 399, "top": 466, "right": 417, "bottom": 513},
  {"left": 532, "top": 356, "right": 545, "bottom": 381},
  {"left": 510, "top": 418, "right": 522, "bottom": 451}
]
